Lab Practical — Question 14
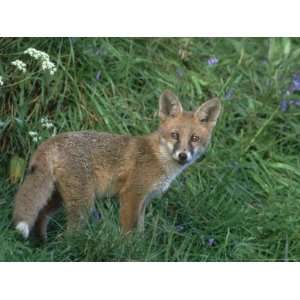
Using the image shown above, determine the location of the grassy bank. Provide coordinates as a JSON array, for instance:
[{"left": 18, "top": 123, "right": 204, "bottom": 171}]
[{"left": 0, "top": 37, "right": 300, "bottom": 261}]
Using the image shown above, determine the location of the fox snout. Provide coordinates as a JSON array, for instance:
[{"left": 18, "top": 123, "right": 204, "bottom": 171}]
[{"left": 173, "top": 150, "right": 192, "bottom": 165}]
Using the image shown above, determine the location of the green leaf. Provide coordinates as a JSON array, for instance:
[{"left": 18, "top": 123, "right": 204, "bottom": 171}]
[{"left": 9, "top": 156, "right": 26, "bottom": 184}]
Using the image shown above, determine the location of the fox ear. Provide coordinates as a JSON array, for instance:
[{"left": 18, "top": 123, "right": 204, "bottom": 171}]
[
  {"left": 159, "top": 90, "right": 183, "bottom": 121},
  {"left": 194, "top": 98, "right": 221, "bottom": 126}
]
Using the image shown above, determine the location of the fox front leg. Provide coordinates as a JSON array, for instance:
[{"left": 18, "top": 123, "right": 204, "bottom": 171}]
[{"left": 119, "top": 189, "right": 146, "bottom": 234}]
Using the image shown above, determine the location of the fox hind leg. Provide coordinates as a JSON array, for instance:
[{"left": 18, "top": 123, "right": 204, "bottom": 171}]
[
  {"left": 33, "top": 190, "right": 63, "bottom": 242},
  {"left": 13, "top": 166, "right": 55, "bottom": 239},
  {"left": 56, "top": 182, "right": 95, "bottom": 233}
]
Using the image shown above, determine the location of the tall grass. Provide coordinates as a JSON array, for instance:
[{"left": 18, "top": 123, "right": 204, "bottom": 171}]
[{"left": 0, "top": 37, "right": 300, "bottom": 261}]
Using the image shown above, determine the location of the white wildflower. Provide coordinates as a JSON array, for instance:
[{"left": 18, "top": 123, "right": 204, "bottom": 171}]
[
  {"left": 51, "top": 127, "right": 57, "bottom": 137},
  {"left": 32, "top": 136, "right": 42, "bottom": 143},
  {"left": 41, "top": 117, "right": 54, "bottom": 129},
  {"left": 0, "top": 76, "right": 3, "bottom": 86},
  {"left": 29, "top": 130, "right": 42, "bottom": 143},
  {"left": 41, "top": 60, "right": 57, "bottom": 76},
  {"left": 24, "top": 47, "right": 57, "bottom": 76},
  {"left": 24, "top": 48, "right": 49, "bottom": 61},
  {"left": 49, "top": 67, "right": 57, "bottom": 76},
  {"left": 28, "top": 131, "right": 38, "bottom": 137},
  {"left": 11, "top": 60, "right": 27, "bottom": 73}
]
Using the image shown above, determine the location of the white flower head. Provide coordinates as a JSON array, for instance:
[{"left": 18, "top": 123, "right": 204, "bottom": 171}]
[
  {"left": 29, "top": 131, "right": 42, "bottom": 143},
  {"left": 11, "top": 60, "right": 27, "bottom": 73},
  {"left": 24, "top": 47, "right": 57, "bottom": 76},
  {"left": 41, "top": 60, "right": 57, "bottom": 75},
  {"left": 32, "top": 136, "right": 38, "bottom": 143},
  {"left": 0, "top": 76, "right": 3, "bottom": 86},
  {"left": 28, "top": 131, "right": 38, "bottom": 137},
  {"left": 41, "top": 117, "right": 54, "bottom": 129},
  {"left": 24, "top": 48, "right": 49, "bottom": 61}
]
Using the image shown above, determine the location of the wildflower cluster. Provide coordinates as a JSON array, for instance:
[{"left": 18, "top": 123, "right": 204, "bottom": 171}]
[
  {"left": 208, "top": 56, "right": 219, "bottom": 65},
  {"left": 24, "top": 48, "right": 57, "bottom": 75},
  {"left": 280, "top": 73, "right": 300, "bottom": 112},
  {"left": 28, "top": 117, "right": 56, "bottom": 143},
  {"left": 0, "top": 76, "right": 3, "bottom": 86},
  {"left": 11, "top": 60, "right": 27, "bottom": 73},
  {"left": 41, "top": 117, "right": 54, "bottom": 129},
  {"left": 24, "top": 48, "right": 50, "bottom": 61},
  {"left": 28, "top": 131, "right": 42, "bottom": 143}
]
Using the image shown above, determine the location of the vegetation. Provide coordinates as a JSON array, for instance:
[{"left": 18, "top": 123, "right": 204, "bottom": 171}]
[{"left": 0, "top": 37, "right": 299, "bottom": 261}]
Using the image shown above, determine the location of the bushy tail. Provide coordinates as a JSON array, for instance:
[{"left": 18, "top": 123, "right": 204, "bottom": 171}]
[{"left": 13, "top": 164, "right": 54, "bottom": 239}]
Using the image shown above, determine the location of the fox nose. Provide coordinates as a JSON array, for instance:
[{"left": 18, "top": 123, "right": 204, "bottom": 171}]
[{"left": 178, "top": 152, "right": 187, "bottom": 162}]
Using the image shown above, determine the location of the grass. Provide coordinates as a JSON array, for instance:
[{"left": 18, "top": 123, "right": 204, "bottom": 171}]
[{"left": 0, "top": 37, "right": 300, "bottom": 261}]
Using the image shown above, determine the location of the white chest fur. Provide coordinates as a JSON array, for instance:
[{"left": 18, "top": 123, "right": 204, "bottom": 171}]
[
  {"left": 148, "top": 163, "right": 186, "bottom": 201},
  {"left": 144, "top": 143, "right": 202, "bottom": 204}
]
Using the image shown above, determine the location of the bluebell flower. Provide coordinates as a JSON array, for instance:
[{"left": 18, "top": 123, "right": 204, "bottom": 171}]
[
  {"left": 96, "top": 71, "right": 101, "bottom": 81},
  {"left": 292, "top": 100, "right": 300, "bottom": 107},
  {"left": 207, "top": 238, "right": 216, "bottom": 246},
  {"left": 280, "top": 99, "right": 289, "bottom": 112},
  {"left": 291, "top": 74, "right": 300, "bottom": 92},
  {"left": 91, "top": 208, "right": 101, "bottom": 221},
  {"left": 175, "top": 224, "right": 184, "bottom": 232},
  {"left": 224, "top": 89, "right": 234, "bottom": 100},
  {"left": 279, "top": 99, "right": 300, "bottom": 112},
  {"left": 207, "top": 57, "right": 219, "bottom": 65}
]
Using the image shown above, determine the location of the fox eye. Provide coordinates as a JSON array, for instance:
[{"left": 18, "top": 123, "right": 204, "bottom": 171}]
[
  {"left": 191, "top": 135, "right": 200, "bottom": 142},
  {"left": 171, "top": 131, "right": 179, "bottom": 140},
  {"left": 200, "top": 117, "right": 209, "bottom": 123}
]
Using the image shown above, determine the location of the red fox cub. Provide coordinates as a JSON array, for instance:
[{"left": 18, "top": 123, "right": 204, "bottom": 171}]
[{"left": 13, "top": 90, "right": 221, "bottom": 241}]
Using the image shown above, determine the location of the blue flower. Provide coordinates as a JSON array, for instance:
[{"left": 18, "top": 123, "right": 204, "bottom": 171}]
[
  {"left": 279, "top": 99, "right": 300, "bottom": 112},
  {"left": 291, "top": 74, "right": 300, "bottom": 92},
  {"left": 292, "top": 100, "right": 300, "bottom": 107},
  {"left": 91, "top": 208, "right": 101, "bottom": 221},
  {"left": 175, "top": 224, "right": 184, "bottom": 232},
  {"left": 207, "top": 57, "right": 219, "bottom": 65},
  {"left": 280, "top": 99, "right": 289, "bottom": 112},
  {"left": 207, "top": 238, "right": 216, "bottom": 246},
  {"left": 224, "top": 89, "right": 234, "bottom": 100},
  {"left": 96, "top": 71, "right": 101, "bottom": 81}
]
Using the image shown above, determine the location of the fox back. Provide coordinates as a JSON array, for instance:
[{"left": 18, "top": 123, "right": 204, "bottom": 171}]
[{"left": 13, "top": 90, "right": 221, "bottom": 241}]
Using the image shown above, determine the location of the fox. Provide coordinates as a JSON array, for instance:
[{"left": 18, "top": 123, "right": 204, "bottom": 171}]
[{"left": 13, "top": 90, "right": 221, "bottom": 241}]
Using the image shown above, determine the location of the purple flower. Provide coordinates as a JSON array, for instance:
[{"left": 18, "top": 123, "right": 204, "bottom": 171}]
[
  {"left": 208, "top": 57, "right": 219, "bottom": 65},
  {"left": 175, "top": 224, "right": 184, "bottom": 232},
  {"left": 207, "top": 238, "right": 216, "bottom": 247},
  {"left": 292, "top": 100, "right": 300, "bottom": 107},
  {"left": 96, "top": 71, "right": 101, "bottom": 81},
  {"left": 291, "top": 74, "right": 300, "bottom": 92},
  {"left": 279, "top": 99, "right": 300, "bottom": 112},
  {"left": 224, "top": 89, "right": 235, "bottom": 100},
  {"left": 91, "top": 208, "right": 101, "bottom": 221},
  {"left": 280, "top": 99, "right": 289, "bottom": 112}
]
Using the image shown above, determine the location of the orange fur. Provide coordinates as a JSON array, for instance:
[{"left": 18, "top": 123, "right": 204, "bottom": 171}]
[{"left": 13, "top": 90, "right": 221, "bottom": 241}]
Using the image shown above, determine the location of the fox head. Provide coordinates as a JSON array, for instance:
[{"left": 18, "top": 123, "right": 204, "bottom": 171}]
[{"left": 158, "top": 90, "right": 221, "bottom": 165}]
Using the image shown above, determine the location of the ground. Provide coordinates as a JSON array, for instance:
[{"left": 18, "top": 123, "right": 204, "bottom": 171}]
[{"left": 0, "top": 37, "right": 299, "bottom": 261}]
